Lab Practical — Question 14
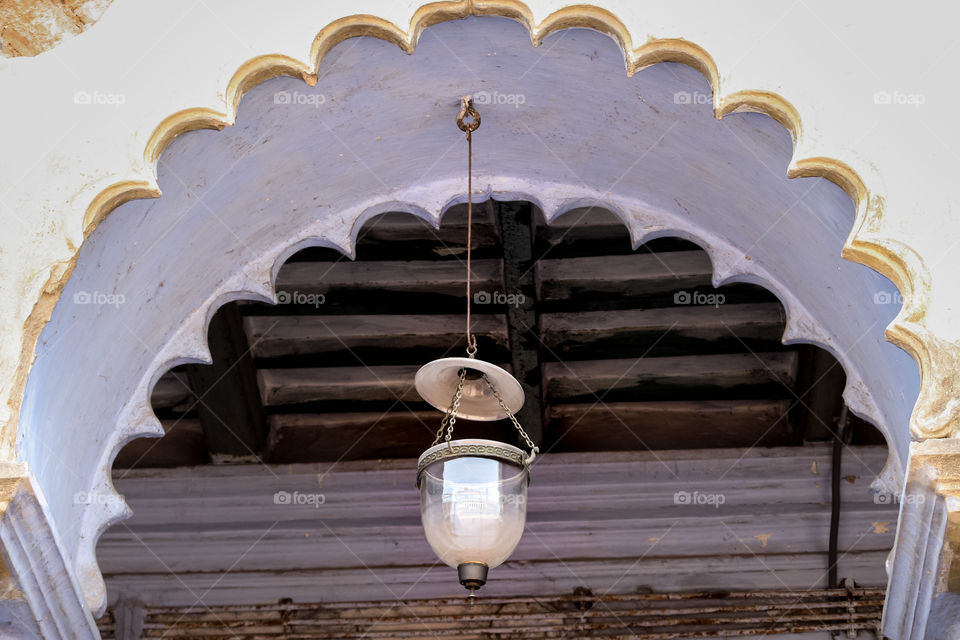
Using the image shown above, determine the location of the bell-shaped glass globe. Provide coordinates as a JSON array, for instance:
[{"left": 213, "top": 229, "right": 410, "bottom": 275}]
[{"left": 418, "top": 440, "right": 528, "bottom": 570}]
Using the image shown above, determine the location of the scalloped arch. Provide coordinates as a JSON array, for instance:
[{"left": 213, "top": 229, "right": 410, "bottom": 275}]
[
  {"left": 45, "top": 1, "right": 927, "bottom": 447},
  {"left": 15, "top": 1, "right": 929, "bottom": 616}
]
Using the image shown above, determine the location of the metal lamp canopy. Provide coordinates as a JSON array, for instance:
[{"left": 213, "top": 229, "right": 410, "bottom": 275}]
[{"left": 414, "top": 357, "right": 524, "bottom": 421}]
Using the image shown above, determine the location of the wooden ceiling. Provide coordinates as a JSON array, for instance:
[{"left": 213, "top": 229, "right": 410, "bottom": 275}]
[{"left": 115, "top": 201, "right": 883, "bottom": 469}]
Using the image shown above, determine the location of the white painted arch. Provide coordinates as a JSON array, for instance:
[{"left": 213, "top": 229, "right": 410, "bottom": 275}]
[{"left": 19, "top": 16, "right": 918, "bottom": 617}]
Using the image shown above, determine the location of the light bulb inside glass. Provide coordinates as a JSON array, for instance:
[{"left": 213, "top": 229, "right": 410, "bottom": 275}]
[{"left": 419, "top": 447, "right": 528, "bottom": 570}]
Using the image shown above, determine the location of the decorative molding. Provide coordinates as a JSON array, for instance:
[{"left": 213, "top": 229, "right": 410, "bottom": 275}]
[
  {"left": 0, "top": 464, "right": 99, "bottom": 639},
  {"left": 883, "top": 438, "right": 960, "bottom": 640}
]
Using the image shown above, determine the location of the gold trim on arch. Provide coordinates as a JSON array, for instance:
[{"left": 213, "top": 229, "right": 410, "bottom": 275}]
[{"left": 10, "top": 0, "right": 945, "bottom": 457}]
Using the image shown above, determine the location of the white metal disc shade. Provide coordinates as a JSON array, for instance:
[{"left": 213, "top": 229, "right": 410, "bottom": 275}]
[{"left": 414, "top": 357, "right": 524, "bottom": 421}]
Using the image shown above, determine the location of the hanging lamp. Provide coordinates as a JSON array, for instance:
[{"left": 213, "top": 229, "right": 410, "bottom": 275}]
[{"left": 414, "top": 96, "right": 540, "bottom": 597}]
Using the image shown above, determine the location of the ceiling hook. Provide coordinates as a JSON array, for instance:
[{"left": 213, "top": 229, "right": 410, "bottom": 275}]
[{"left": 457, "top": 95, "right": 481, "bottom": 136}]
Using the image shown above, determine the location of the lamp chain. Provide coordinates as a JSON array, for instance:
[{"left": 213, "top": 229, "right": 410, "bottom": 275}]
[
  {"left": 431, "top": 367, "right": 467, "bottom": 447},
  {"left": 483, "top": 374, "right": 540, "bottom": 465}
]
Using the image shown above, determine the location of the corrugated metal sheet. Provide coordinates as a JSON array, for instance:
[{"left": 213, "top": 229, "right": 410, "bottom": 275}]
[{"left": 98, "top": 587, "right": 883, "bottom": 639}]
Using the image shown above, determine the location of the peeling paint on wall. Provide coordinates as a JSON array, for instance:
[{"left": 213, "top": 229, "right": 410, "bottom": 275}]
[{"left": 0, "top": 0, "right": 112, "bottom": 57}]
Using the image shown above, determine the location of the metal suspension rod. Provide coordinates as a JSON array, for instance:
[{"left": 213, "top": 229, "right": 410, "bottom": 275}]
[{"left": 457, "top": 96, "right": 481, "bottom": 357}]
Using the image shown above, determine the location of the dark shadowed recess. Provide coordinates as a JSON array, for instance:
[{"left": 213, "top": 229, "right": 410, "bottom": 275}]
[{"left": 115, "top": 201, "right": 884, "bottom": 469}]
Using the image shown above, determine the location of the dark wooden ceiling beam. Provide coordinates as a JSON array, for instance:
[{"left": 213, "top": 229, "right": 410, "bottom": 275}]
[
  {"left": 258, "top": 352, "right": 798, "bottom": 408},
  {"left": 353, "top": 206, "right": 500, "bottom": 259},
  {"left": 244, "top": 313, "right": 508, "bottom": 362},
  {"left": 545, "top": 351, "right": 798, "bottom": 402},
  {"left": 259, "top": 365, "right": 422, "bottom": 406},
  {"left": 534, "top": 207, "right": 634, "bottom": 257},
  {"left": 497, "top": 201, "right": 543, "bottom": 447},
  {"left": 793, "top": 345, "right": 847, "bottom": 441},
  {"left": 265, "top": 411, "right": 518, "bottom": 463},
  {"left": 112, "top": 419, "right": 207, "bottom": 469},
  {"left": 149, "top": 371, "right": 192, "bottom": 413},
  {"left": 184, "top": 305, "right": 267, "bottom": 463},
  {"left": 541, "top": 302, "right": 786, "bottom": 358},
  {"left": 273, "top": 258, "right": 502, "bottom": 297},
  {"left": 258, "top": 363, "right": 511, "bottom": 407},
  {"left": 537, "top": 251, "right": 714, "bottom": 301},
  {"left": 545, "top": 399, "right": 795, "bottom": 452}
]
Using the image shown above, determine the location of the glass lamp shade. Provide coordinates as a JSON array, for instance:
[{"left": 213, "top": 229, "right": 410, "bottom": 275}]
[{"left": 417, "top": 439, "right": 529, "bottom": 570}]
